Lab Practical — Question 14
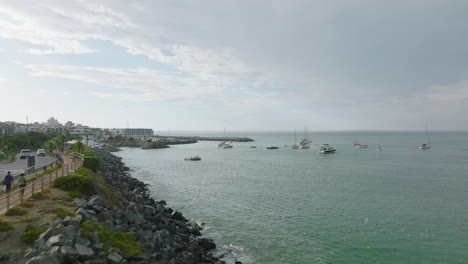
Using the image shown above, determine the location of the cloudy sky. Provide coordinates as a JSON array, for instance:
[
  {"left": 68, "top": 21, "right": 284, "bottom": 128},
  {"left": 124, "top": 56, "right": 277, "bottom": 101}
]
[{"left": 0, "top": 0, "right": 467, "bottom": 131}]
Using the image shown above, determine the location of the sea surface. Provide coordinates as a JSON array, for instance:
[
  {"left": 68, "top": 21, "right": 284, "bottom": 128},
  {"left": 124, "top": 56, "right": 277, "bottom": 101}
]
[{"left": 115, "top": 131, "right": 468, "bottom": 264}]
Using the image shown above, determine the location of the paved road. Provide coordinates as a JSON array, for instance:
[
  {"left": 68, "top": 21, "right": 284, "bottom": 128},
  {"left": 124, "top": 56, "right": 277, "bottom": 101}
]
[{"left": 0, "top": 153, "right": 55, "bottom": 177}]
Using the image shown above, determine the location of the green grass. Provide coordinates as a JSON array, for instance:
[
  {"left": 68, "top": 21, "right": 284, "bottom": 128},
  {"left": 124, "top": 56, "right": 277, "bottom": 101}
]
[
  {"left": 81, "top": 220, "right": 146, "bottom": 258},
  {"left": 30, "top": 192, "right": 48, "bottom": 200},
  {"left": 40, "top": 208, "right": 75, "bottom": 219},
  {"left": 0, "top": 219, "right": 14, "bottom": 231},
  {"left": 20, "top": 202, "right": 34, "bottom": 208},
  {"left": 21, "top": 226, "right": 46, "bottom": 244},
  {"left": 67, "top": 191, "right": 85, "bottom": 199},
  {"left": 18, "top": 217, "right": 39, "bottom": 223},
  {"left": 6, "top": 208, "right": 28, "bottom": 216}
]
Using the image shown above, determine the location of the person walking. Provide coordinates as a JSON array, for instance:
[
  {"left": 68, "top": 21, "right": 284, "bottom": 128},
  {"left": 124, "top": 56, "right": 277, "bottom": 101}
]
[
  {"left": 18, "top": 173, "right": 26, "bottom": 197},
  {"left": 3, "top": 171, "right": 13, "bottom": 193}
]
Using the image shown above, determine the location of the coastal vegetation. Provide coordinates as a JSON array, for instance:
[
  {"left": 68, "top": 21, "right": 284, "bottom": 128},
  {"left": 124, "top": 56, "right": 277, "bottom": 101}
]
[
  {"left": 20, "top": 226, "right": 46, "bottom": 244},
  {"left": 81, "top": 220, "right": 146, "bottom": 258},
  {"left": 6, "top": 208, "right": 28, "bottom": 216},
  {"left": 53, "top": 168, "right": 96, "bottom": 196},
  {"left": 0, "top": 219, "right": 14, "bottom": 231}
]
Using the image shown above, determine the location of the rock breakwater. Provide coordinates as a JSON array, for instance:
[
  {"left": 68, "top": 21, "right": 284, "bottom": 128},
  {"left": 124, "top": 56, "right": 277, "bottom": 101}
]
[{"left": 17, "top": 148, "right": 240, "bottom": 264}]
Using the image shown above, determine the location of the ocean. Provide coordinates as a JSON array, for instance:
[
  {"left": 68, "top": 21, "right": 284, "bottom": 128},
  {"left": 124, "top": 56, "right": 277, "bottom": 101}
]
[{"left": 115, "top": 131, "right": 468, "bottom": 264}]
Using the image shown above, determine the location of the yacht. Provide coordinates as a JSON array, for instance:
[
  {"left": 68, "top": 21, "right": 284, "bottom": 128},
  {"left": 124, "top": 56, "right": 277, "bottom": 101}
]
[
  {"left": 320, "top": 144, "right": 336, "bottom": 154},
  {"left": 355, "top": 144, "right": 368, "bottom": 148},
  {"left": 418, "top": 143, "right": 430, "bottom": 150}
]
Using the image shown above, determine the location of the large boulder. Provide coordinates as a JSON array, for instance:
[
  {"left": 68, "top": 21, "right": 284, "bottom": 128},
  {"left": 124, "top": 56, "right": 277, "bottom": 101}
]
[
  {"left": 45, "top": 234, "right": 67, "bottom": 247},
  {"left": 74, "top": 243, "right": 94, "bottom": 260}
]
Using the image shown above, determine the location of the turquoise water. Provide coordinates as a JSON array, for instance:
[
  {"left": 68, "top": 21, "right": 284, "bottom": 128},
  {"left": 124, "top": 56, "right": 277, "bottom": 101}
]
[{"left": 116, "top": 132, "right": 468, "bottom": 264}]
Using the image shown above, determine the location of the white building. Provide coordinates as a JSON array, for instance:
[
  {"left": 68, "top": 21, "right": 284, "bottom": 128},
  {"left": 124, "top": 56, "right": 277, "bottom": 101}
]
[{"left": 117, "top": 128, "right": 154, "bottom": 138}]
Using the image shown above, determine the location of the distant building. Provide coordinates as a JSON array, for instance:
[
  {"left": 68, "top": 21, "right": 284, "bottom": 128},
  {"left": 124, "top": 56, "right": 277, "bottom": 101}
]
[
  {"left": 119, "top": 128, "right": 154, "bottom": 138},
  {"left": 47, "top": 117, "right": 62, "bottom": 128},
  {"left": 65, "top": 121, "right": 75, "bottom": 128},
  {"left": 0, "top": 122, "right": 15, "bottom": 134}
]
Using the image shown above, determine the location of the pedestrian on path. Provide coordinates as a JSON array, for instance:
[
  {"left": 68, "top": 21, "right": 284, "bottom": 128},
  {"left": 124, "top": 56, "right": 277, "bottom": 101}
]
[
  {"left": 18, "top": 173, "right": 26, "bottom": 197},
  {"left": 3, "top": 171, "right": 13, "bottom": 193}
]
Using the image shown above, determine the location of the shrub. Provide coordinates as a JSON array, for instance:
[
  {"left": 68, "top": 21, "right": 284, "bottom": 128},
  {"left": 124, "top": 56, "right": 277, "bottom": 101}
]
[
  {"left": 83, "top": 156, "right": 99, "bottom": 172},
  {"left": 81, "top": 220, "right": 146, "bottom": 257},
  {"left": 53, "top": 169, "right": 95, "bottom": 196},
  {"left": 21, "top": 226, "right": 46, "bottom": 244},
  {"left": 6, "top": 208, "right": 28, "bottom": 216},
  {"left": 21, "top": 202, "right": 34, "bottom": 208},
  {"left": 0, "top": 219, "right": 14, "bottom": 231}
]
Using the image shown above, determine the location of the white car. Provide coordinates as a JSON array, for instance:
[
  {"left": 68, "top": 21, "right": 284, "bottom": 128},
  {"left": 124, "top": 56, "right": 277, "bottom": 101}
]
[
  {"left": 36, "top": 149, "right": 46, "bottom": 157},
  {"left": 19, "top": 149, "right": 32, "bottom": 159}
]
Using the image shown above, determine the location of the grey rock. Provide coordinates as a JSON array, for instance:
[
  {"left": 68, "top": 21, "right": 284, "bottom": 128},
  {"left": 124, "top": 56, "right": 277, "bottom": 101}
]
[
  {"left": 45, "top": 234, "right": 66, "bottom": 247},
  {"left": 74, "top": 198, "right": 88, "bottom": 208},
  {"left": 76, "top": 208, "right": 97, "bottom": 222},
  {"left": 63, "top": 215, "right": 83, "bottom": 227},
  {"left": 93, "top": 243, "right": 103, "bottom": 250},
  {"left": 33, "top": 238, "right": 46, "bottom": 249},
  {"left": 61, "top": 246, "right": 79, "bottom": 263},
  {"left": 74, "top": 243, "right": 94, "bottom": 260},
  {"left": 63, "top": 225, "right": 77, "bottom": 241},
  {"left": 75, "top": 237, "right": 91, "bottom": 247},
  {"left": 25, "top": 255, "right": 60, "bottom": 264},
  {"left": 39, "top": 223, "right": 64, "bottom": 241},
  {"left": 107, "top": 252, "right": 123, "bottom": 263},
  {"left": 47, "top": 246, "right": 64, "bottom": 263},
  {"left": 88, "top": 195, "right": 106, "bottom": 212}
]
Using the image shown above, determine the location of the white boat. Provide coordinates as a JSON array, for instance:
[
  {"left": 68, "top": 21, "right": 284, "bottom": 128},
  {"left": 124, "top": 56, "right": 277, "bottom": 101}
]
[
  {"left": 418, "top": 125, "right": 431, "bottom": 150},
  {"left": 320, "top": 144, "right": 336, "bottom": 154},
  {"left": 299, "top": 127, "right": 311, "bottom": 148},
  {"left": 218, "top": 141, "right": 233, "bottom": 149},
  {"left": 291, "top": 129, "right": 299, "bottom": 149},
  {"left": 377, "top": 145, "right": 382, "bottom": 151},
  {"left": 356, "top": 144, "right": 368, "bottom": 148}
]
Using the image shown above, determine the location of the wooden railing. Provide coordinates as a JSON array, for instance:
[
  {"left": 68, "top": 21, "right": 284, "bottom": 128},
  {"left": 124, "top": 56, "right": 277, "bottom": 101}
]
[{"left": 0, "top": 155, "right": 83, "bottom": 214}]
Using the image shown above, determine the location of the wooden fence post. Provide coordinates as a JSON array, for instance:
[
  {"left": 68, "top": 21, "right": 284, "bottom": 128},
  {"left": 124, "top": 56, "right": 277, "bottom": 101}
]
[
  {"left": 41, "top": 175, "right": 44, "bottom": 192},
  {"left": 6, "top": 193, "right": 10, "bottom": 210},
  {"left": 32, "top": 180, "right": 35, "bottom": 196}
]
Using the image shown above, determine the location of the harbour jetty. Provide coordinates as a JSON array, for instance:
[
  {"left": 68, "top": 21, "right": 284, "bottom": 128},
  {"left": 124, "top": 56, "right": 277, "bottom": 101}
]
[{"left": 156, "top": 136, "right": 254, "bottom": 142}]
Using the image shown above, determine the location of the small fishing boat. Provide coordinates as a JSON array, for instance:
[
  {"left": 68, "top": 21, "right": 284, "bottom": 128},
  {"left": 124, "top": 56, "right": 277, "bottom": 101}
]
[
  {"left": 356, "top": 144, "right": 368, "bottom": 148},
  {"left": 185, "top": 155, "right": 201, "bottom": 161},
  {"left": 377, "top": 145, "right": 382, "bottom": 151},
  {"left": 320, "top": 144, "right": 336, "bottom": 154},
  {"left": 267, "top": 146, "right": 279, "bottom": 149},
  {"left": 250, "top": 146, "right": 257, "bottom": 148}
]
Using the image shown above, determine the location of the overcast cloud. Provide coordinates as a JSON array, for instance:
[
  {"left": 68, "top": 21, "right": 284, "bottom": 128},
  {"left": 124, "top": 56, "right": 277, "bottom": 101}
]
[{"left": 0, "top": 0, "right": 467, "bottom": 130}]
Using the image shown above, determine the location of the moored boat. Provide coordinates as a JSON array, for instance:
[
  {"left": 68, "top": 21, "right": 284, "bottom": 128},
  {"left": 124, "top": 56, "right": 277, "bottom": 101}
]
[
  {"left": 267, "top": 146, "right": 279, "bottom": 149},
  {"left": 320, "top": 144, "right": 336, "bottom": 154}
]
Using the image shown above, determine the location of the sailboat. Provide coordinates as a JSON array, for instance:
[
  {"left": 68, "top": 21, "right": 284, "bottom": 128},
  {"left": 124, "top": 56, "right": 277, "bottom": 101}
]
[
  {"left": 299, "top": 127, "right": 311, "bottom": 149},
  {"left": 418, "top": 124, "right": 431, "bottom": 150},
  {"left": 291, "top": 129, "right": 299, "bottom": 149}
]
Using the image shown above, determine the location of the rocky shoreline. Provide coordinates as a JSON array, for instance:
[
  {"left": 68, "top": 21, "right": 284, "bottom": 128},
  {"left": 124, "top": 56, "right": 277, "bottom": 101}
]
[{"left": 16, "top": 148, "right": 241, "bottom": 264}]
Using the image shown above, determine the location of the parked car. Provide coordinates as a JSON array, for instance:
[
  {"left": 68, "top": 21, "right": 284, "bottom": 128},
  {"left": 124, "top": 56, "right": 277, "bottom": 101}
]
[
  {"left": 19, "top": 149, "right": 32, "bottom": 159},
  {"left": 36, "top": 149, "right": 46, "bottom": 157}
]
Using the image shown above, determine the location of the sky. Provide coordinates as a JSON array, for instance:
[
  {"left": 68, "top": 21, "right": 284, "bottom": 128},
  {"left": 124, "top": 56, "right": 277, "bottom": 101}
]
[{"left": 0, "top": 0, "right": 468, "bottom": 131}]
